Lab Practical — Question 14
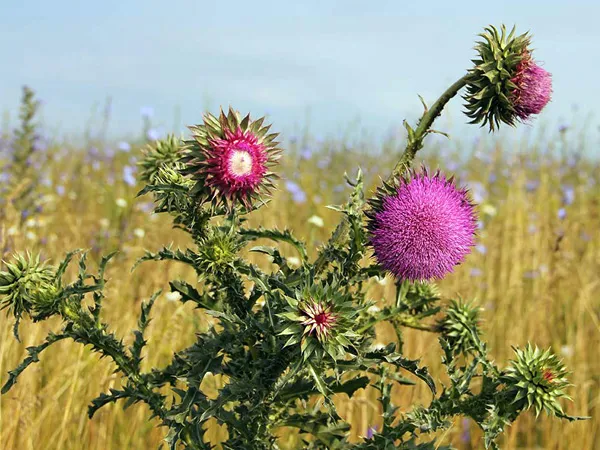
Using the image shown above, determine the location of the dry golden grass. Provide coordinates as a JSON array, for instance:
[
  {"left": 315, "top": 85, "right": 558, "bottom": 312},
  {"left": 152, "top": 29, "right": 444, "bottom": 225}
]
[{"left": 0, "top": 132, "right": 597, "bottom": 449}]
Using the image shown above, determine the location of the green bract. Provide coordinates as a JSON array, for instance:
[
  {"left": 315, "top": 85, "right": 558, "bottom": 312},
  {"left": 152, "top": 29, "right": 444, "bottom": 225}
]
[
  {"left": 438, "top": 299, "right": 481, "bottom": 356},
  {"left": 181, "top": 107, "right": 281, "bottom": 211},
  {"left": 463, "top": 25, "right": 530, "bottom": 131},
  {"left": 138, "top": 134, "right": 183, "bottom": 183},
  {"left": 278, "top": 282, "right": 360, "bottom": 361},
  {"left": 0, "top": 253, "right": 60, "bottom": 335},
  {"left": 504, "top": 344, "right": 572, "bottom": 417}
]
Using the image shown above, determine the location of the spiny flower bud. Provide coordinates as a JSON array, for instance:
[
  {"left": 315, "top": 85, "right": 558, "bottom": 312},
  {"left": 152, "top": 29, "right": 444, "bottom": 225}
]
[
  {"left": 278, "top": 283, "right": 358, "bottom": 361},
  {"left": 366, "top": 169, "right": 477, "bottom": 281},
  {"left": 438, "top": 300, "right": 482, "bottom": 355},
  {"left": 0, "top": 253, "right": 61, "bottom": 337},
  {"left": 504, "top": 344, "right": 572, "bottom": 417},
  {"left": 197, "top": 228, "right": 243, "bottom": 273},
  {"left": 181, "top": 107, "right": 281, "bottom": 210},
  {"left": 138, "top": 134, "right": 183, "bottom": 183},
  {"left": 464, "top": 25, "right": 552, "bottom": 131}
]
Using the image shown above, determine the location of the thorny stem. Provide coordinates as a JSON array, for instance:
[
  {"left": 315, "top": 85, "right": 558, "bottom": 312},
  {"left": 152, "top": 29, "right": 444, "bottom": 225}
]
[
  {"left": 313, "top": 73, "right": 471, "bottom": 274},
  {"left": 357, "top": 312, "right": 440, "bottom": 335}
]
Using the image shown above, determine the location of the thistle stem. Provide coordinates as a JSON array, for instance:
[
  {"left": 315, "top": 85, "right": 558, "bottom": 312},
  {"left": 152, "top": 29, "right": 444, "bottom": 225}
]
[
  {"left": 314, "top": 73, "right": 471, "bottom": 274},
  {"left": 391, "top": 73, "right": 471, "bottom": 177}
]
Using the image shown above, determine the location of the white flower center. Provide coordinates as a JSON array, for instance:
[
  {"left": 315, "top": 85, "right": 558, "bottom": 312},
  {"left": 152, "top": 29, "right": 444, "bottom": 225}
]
[{"left": 229, "top": 150, "right": 253, "bottom": 176}]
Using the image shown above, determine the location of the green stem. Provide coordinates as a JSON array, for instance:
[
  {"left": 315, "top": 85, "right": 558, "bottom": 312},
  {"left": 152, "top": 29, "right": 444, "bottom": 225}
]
[
  {"left": 314, "top": 73, "right": 471, "bottom": 274},
  {"left": 391, "top": 73, "right": 471, "bottom": 177},
  {"left": 357, "top": 312, "right": 440, "bottom": 335}
]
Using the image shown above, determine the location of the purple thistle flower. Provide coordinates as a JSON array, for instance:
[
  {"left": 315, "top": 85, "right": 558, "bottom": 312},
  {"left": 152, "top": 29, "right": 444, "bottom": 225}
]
[
  {"left": 511, "top": 55, "right": 552, "bottom": 121},
  {"left": 367, "top": 170, "right": 477, "bottom": 281}
]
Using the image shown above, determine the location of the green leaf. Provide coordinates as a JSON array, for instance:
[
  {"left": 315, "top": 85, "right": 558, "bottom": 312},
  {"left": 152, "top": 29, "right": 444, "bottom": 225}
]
[{"left": 2, "top": 332, "right": 67, "bottom": 394}]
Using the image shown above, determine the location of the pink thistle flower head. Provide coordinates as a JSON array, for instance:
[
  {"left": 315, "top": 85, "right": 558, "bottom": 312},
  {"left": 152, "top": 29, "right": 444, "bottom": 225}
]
[
  {"left": 510, "top": 53, "right": 552, "bottom": 121},
  {"left": 182, "top": 107, "right": 281, "bottom": 209},
  {"left": 205, "top": 127, "right": 269, "bottom": 200},
  {"left": 367, "top": 169, "right": 477, "bottom": 281},
  {"left": 464, "top": 25, "right": 552, "bottom": 131},
  {"left": 300, "top": 300, "right": 337, "bottom": 342}
]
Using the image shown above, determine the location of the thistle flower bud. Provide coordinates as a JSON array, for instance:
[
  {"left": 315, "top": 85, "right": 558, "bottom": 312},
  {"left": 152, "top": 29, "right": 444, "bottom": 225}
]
[
  {"left": 181, "top": 107, "right": 281, "bottom": 210},
  {"left": 278, "top": 283, "right": 358, "bottom": 361},
  {"left": 0, "top": 253, "right": 61, "bottom": 336},
  {"left": 139, "top": 134, "right": 183, "bottom": 183},
  {"left": 464, "top": 25, "right": 552, "bottom": 131},
  {"left": 504, "top": 344, "right": 572, "bottom": 417},
  {"left": 197, "top": 228, "right": 243, "bottom": 273},
  {"left": 438, "top": 300, "right": 481, "bottom": 355}
]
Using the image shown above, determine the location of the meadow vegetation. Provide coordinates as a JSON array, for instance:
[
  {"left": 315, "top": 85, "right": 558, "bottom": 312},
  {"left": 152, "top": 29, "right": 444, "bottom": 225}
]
[{"left": 0, "top": 97, "right": 597, "bottom": 449}]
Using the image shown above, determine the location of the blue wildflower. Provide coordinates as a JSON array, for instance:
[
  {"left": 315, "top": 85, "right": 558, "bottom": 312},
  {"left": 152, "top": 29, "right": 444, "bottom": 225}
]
[
  {"left": 147, "top": 128, "right": 162, "bottom": 141},
  {"left": 118, "top": 141, "right": 131, "bottom": 152},
  {"left": 561, "top": 186, "right": 575, "bottom": 206},
  {"left": 123, "top": 165, "right": 137, "bottom": 186},
  {"left": 525, "top": 180, "right": 539, "bottom": 192},
  {"left": 317, "top": 157, "right": 331, "bottom": 169},
  {"left": 366, "top": 425, "right": 378, "bottom": 439},
  {"left": 140, "top": 106, "right": 154, "bottom": 118},
  {"left": 300, "top": 147, "right": 312, "bottom": 160},
  {"left": 557, "top": 208, "right": 567, "bottom": 220}
]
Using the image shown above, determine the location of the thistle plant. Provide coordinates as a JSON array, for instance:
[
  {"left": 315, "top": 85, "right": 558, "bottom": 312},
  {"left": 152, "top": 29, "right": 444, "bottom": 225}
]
[
  {"left": 1, "top": 24, "right": 586, "bottom": 450},
  {"left": 1, "top": 86, "right": 44, "bottom": 223}
]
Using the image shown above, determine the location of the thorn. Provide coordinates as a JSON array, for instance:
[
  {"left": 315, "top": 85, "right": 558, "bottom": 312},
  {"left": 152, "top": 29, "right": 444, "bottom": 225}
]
[
  {"left": 426, "top": 129, "right": 451, "bottom": 140},
  {"left": 418, "top": 95, "right": 429, "bottom": 113}
]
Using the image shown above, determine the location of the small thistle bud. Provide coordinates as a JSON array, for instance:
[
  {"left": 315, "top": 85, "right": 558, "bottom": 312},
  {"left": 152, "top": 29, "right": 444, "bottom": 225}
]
[
  {"left": 504, "top": 344, "right": 572, "bottom": 417},
  {"left": 197, "top": 228, "right": 243, "bottom": 273},
  {"left": 181, "top": 107, "right": 281, "bottom": 210},
  {"left": 438, "top": 300, "right": 481, "bottom": 355},
  {"left": 0, "top": 253, "right": 61, "bottom": 337},
  {"left": 366, "top": 169, "right": 477, "bottom": 281},
  {"left": 139, "top": 134, "right": 183, "bottom": 183},
  {"left": 464, "top": 25, "right": 552, "bottom": 131},
  {"left": 278, "top": 283, "right": 358, "bottom": 361}
]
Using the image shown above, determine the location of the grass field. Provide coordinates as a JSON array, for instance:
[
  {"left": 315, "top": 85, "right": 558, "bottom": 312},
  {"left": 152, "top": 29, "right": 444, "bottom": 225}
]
[{"left": 0, "top": 120, "right": 598, "bottom": 449}]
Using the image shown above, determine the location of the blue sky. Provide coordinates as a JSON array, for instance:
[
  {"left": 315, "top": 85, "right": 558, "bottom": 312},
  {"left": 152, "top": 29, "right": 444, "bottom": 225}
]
[{"left": 0, "top": 1, "right": 598, "bottom": 143}]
